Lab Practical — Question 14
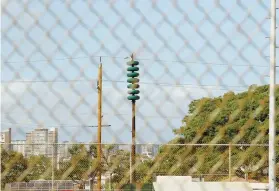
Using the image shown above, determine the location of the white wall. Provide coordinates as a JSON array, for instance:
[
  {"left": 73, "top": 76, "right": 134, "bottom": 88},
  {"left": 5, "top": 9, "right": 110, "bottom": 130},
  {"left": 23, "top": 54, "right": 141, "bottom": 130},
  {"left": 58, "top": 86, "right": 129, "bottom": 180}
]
[{"left": 152, "top": 176, "right": 271, "bottom": 191}]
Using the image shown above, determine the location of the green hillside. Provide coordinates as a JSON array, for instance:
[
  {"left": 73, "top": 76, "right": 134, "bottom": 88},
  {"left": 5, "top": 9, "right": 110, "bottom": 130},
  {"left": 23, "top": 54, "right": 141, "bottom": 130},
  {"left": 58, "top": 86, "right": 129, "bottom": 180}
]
[
  {"left": 174, "top": 85, "right": 279, "bottom": 144},
  {"left": 152, "top": 85, "right": 279, "bottom": 182}
]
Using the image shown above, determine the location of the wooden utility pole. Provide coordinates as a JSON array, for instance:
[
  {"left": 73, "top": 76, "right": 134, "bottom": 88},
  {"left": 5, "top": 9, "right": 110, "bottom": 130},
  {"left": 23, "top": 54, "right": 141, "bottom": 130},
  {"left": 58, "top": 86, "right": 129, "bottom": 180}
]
[{"left": 97, "top": 58, "right": 102, "bottom": 191}]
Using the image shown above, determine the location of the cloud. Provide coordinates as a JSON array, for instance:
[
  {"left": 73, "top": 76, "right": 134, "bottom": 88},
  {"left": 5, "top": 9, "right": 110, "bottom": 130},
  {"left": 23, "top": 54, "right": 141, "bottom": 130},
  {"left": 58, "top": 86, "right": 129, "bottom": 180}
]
[
  {"left": 1, "top": 83, "right": 28, "bottom": 110},
  {"left": 0, "top": 82, "right": 130, "bottom": 141},
  {"left": 1, "top": 82, "right": 27, "bottom": 94},
  {"left": 1, "top": 79, "right": 231, "bottom": 143}
]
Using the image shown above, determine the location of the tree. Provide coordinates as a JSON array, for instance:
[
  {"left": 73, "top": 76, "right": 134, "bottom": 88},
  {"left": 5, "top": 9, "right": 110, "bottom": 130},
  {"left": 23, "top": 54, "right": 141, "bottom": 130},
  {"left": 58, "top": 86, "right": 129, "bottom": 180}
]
[
  {"left": 176, "top": 85, "right": 278, "bottom": 144},
  {"left": 26, "top": 155, "right": 52, "bottom": 180},
  {"left": 107, "top": 149, "right": 155, "bottom": 188},
  {"left": 109, "top": 150, "right": 130, "bottom": 187},
  {"left": 1, "top": 148, "right": 28, "bottom": 188},
  {"left": 56, "top": 144, "right": 92, "bottom": 188},
  {"left": 55, "top": 144, "right": 110, "bottom": 189},
  {"left": 151, "top": 85, "right": 279, "bottom": 182},
  {"left": 135, "top": 159, "right": 154, "bottom": 183}
]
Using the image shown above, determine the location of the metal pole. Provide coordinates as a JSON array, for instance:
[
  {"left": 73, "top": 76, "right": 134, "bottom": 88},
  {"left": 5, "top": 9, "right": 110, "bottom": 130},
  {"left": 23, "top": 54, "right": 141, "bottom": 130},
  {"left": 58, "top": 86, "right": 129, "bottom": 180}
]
[
  {"left": 52, "top": 143, "right": 54, "bottom": 191},
  {"left": 108, "top": 155, "right": 112, "bottom": 190},
  {"left": 97, "top": 59, "right": 103, "bottom": 191},
  {"left": 130, "top": 143, "right": 132, "bottom": 183},
  {"left": 131, "top": 100, "right": 136, "bottom": 184},
  {"left": 229, "top": 144, "right": 232, "bottom": 182},
  {"left": 269, "top": 0, "right": 276, "bottom": 190},
  {"left": 109, "top": 173, "right": 112, "bottom": 190}
]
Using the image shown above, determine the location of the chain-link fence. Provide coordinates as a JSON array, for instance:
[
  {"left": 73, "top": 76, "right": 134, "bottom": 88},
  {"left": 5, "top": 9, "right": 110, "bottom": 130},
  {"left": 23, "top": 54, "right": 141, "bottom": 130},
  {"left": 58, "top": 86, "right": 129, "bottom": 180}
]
[
  {"left": 1, "top": 0, "right": 279, "bottom": 190},
  {"left": 1, "top": 143, "right": 278, "bottom": 190}
]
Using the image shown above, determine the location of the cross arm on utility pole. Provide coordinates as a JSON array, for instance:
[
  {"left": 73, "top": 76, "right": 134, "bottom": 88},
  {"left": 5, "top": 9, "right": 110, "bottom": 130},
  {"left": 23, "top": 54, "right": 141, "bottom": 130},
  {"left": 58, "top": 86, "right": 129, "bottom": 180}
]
[{"left": 87, "top": 125, "right": 111, "bottom": 127}]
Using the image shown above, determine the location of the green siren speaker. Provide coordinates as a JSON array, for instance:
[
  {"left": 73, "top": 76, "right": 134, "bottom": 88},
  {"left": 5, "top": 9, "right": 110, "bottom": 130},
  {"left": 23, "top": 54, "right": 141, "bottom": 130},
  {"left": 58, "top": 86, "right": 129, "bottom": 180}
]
[{"left": 127, "top": 60, "right": 140, "bottom": 101}]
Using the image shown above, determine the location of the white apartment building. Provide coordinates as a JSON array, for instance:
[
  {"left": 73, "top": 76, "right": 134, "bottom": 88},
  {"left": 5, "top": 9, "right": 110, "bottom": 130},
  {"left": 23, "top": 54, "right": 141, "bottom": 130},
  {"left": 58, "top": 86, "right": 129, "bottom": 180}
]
[
  {"left": 25, "top": 127, "right": 58, "bottom": 157},
  {"left": 11, "top": 140, "right": 26, "bottom": 156},
  {"left": 1, "top": 128, "right": 12, "bottom": 150}
]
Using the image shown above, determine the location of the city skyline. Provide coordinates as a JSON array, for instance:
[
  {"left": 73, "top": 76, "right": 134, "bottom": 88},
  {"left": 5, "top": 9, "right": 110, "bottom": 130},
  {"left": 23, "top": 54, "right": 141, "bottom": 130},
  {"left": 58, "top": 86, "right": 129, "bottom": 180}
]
[{"left": 1, "top": 127, "right": 160, "bottom": 160}]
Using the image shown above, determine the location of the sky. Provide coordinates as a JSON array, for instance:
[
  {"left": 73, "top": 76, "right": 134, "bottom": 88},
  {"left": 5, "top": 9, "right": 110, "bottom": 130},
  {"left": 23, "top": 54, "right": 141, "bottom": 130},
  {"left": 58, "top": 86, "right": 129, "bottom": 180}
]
[{"left": 1, "top": 0, "right": 279, "bottom": 144}]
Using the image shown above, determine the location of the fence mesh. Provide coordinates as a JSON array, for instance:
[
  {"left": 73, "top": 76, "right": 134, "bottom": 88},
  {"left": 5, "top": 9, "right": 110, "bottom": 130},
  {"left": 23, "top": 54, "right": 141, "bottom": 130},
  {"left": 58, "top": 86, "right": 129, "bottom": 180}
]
[
  {"left": 1, "top": 0, "right": 279, "bottom": 190},
  {"left": 1, "top": 143, "right": 276, "bottom": 190}
]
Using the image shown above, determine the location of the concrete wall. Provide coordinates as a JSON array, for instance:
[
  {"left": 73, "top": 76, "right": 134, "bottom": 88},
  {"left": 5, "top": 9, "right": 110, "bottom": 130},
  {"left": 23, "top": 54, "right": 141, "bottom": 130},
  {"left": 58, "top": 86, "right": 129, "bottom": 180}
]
[
  {"left": 153, "top": 176, "right": 271, "bottom": 191},
  {"left": 154, "top": 181, "right": 253, "bottom": 191}
]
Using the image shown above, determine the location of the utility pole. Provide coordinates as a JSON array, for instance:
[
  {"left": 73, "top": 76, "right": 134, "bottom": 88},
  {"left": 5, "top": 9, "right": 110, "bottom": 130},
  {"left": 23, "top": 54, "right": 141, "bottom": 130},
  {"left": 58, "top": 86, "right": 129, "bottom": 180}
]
[
  {"left": 97, "top": 57, "right": 102, "bottom": 191},
  {"left": 86, "top": 122, "right": 111, "bottom": 190},
  {"left": 269, "top": 0, "right": 276, "bottom": 191},
  {"left": 52, "top": 142, "right": 54, "bottom": 191},
  {"left": 131, "top": 97, "right": 136, "bottom": 183},
  {"left": 131, "top": 54, "right": 136, "bottom": 184},
  {"left": 126, "top": 53, "right": 140, "bottom": 183}
]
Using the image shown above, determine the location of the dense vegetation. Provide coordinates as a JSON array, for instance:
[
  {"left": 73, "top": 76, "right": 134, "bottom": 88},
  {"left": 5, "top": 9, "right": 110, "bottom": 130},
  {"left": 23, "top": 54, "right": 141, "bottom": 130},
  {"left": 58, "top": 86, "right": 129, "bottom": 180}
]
[
  {"left": 175, "top": 85, "right": 279, "bottom": 144},
  {"left": 154, "top": 85, "right": 279, "bottom": 182},
  {"left": 1, "top": 85, "right": 279, "bottom": 188}
]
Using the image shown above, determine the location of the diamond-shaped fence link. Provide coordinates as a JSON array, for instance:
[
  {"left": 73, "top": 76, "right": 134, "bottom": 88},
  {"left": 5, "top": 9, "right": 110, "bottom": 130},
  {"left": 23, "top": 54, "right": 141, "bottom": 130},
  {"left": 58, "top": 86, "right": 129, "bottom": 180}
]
[
  {"left": 1, "top": 143, "right": 277, "bottom": 190},
  {"left": 231, "top": 145, "right": 269, "bottom": 182},
  {"left": 1, "top": 0, "right": 279, "bottom": 190}
]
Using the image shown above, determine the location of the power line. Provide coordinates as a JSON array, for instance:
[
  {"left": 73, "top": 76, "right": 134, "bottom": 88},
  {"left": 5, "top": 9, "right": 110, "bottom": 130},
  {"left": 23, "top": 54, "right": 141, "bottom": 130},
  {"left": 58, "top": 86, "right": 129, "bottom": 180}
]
[
  {"left": 1, "top": 115, "right": 183, "bottom": 127},
  {"left": 108, "top": 114, "right": 182, "bottom": 119},
  {"left": 2, "top": 54, "right": 269, "bottom": 67},
  {"left": 2, "top": 55, "right": 124, "bottom": 64},
  {"left": 1, "top": 78, "right": 251, "bottom": 91},
  {"left": 1, "top": 79, "right": 96, "bottom": 83},
  {"left": 0, "top": 121, "right": 109, "bottom": 127},
  {"left": 137, "top": 58, "right": 269, "bottom": 68},
  {"left": 103, "top": 79, "right": 250, "bottom": 89},
  {"left": 2, "top": 112, "right": 182, "bottom": 119}
]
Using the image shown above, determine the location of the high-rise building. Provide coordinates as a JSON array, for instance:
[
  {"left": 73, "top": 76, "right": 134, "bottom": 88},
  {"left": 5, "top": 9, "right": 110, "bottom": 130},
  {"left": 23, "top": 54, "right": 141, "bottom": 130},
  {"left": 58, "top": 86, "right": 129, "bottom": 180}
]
[
  {"left": 25, "top": 127, "right": 58, "bottom": 157},
  {"left": 11, "top": 140, "right": 26, "bottom": 156},
  {"left": 48, "top": 128, "right": 58, "bottom": 157},
  {"left": 1, "top": 128, "right": 12, "bottom": 150},
  {"left": 26, "top": 128, "right": 48, "bottom": 156}
]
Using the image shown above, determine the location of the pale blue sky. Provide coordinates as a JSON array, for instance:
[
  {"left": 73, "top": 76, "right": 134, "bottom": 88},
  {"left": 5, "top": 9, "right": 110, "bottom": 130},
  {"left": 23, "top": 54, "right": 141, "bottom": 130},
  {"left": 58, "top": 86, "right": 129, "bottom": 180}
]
[{"left": 1, "top": 0, "right": 279, "bottom": 143}]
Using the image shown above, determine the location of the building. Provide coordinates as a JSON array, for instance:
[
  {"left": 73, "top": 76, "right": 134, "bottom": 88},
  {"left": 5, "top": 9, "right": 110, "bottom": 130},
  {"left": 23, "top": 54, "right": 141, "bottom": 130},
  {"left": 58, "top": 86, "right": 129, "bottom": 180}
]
[
  {"left": 25, "top": 127, "right": 58, "bottom": 157},
  {"left": 25, "top": 128, "right": 48, "bottom": 156},
  {"left": 136, "top": 144, "right": 159, "bottom": 158},
  {"left": 118, "top": 144, "right": 130, "bottom": 151},
  {"left": 1, "top": 128, "right": 12, "bottom": 150},
  {"left": 58, "top": 141, "right": 71, "bottom": 159},
  {"left": 57, "top": 141, "right": 72, "bottom": 161},
  {"left": 11, "top": 140, "right": 26, "bottom": 156},
  {"left": 48, "top": 128, "right": 58, "bottom": 158},
  {"left": 57, "top": 141, "right": 71, "bottom": 168}
]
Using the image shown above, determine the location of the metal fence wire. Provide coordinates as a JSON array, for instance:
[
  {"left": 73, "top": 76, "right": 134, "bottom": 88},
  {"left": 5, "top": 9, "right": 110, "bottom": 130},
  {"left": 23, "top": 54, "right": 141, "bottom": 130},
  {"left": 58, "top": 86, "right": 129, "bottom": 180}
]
[
  {"left": 1, "top": 0, "right": 279, "bottom": 190},
  {"left": 1, "top": 143, "right": 278, "bottom": 190}
]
